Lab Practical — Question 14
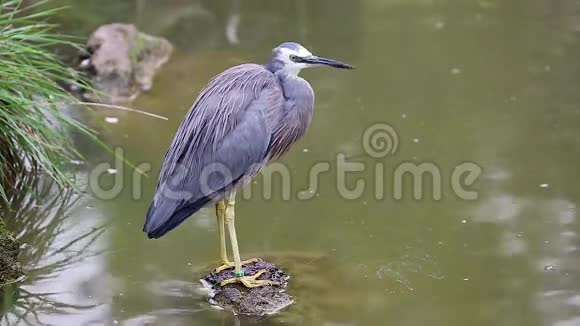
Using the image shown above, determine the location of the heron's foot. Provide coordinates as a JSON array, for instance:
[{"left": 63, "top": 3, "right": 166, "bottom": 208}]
[
  {"left": 214, "top": 258, "right": 262, "bottom": 273},
  {"left": 219, "top": 270, "right": 276, "bottom": 288}
]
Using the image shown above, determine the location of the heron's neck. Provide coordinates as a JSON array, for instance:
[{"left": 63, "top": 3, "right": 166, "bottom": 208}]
[{"left": 275, "top": 71, "right": 313, "bottom": 108}]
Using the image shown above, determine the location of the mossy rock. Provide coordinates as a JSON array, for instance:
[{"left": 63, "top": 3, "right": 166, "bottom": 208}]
[
  {"left": 0, "top": 218, "right": 22, "bottom": 286},
  {"left": 201, "top": 260, "right": 293, "bottom": 316},
  {"left": 79, "top": 23, "right": 173, "bottom": 103}
]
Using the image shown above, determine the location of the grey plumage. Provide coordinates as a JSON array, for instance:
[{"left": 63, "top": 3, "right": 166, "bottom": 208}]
[{"left": 144, "top": 42, "right": 352, "bottom": 239}]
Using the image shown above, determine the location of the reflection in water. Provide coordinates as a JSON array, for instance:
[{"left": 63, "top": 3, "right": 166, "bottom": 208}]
[
  {"left": 53, "top": 0, "right": 364, "bottom": 56},
  {"left": 1, "top": 176, "right": 107, "bottom": 325}
]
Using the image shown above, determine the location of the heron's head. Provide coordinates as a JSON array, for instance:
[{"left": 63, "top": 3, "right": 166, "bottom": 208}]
[{"left": 268, "top": 42, "right": 353, "bottom": 75}]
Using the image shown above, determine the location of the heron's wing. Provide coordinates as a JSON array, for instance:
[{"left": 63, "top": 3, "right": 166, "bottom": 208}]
[{"left": 144, "top": 64, "right": 283, "bottom": 238}]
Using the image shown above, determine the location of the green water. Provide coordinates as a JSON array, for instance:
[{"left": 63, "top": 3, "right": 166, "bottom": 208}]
[{"left": 4, "top": 0, "right": 580, "bottom": 325}]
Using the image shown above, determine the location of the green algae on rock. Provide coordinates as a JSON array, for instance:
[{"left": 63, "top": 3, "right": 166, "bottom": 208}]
[{"left": 0, "top": 218, "right": 22, "bottom": 286}]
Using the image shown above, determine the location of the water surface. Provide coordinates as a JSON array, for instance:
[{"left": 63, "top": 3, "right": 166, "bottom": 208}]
[{"left": 4, "top": 0, "right": 580, "bottom": 325}]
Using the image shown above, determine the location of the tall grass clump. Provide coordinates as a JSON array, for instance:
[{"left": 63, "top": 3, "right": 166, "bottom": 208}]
[{"left": 0, "top": 0, "right": 90, "bottom": 206}]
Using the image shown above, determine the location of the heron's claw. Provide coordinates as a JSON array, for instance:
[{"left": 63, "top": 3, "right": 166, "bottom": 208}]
[
  {"left": 214, "top": 258, "right": 262, "bottom": 273},
  {"left": 219, "top": 269, "right": 276, "bottom": 288}
]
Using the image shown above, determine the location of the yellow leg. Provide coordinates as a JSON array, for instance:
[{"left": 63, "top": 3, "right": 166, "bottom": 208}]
[
  {"left": 216, "top": 200, "right": 230, "bottom": 265},
  {"left": 219, "top": 190, "right": 274, "bottom": 288},
  {"left": 214, "top": 199, "right": 261, "bottom": 273}
]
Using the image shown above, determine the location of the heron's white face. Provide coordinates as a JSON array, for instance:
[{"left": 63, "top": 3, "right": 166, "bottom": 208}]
[
  {"left": 270, "top": 42, "right": 353, "bottom": 75},
  {"left": 276, "top": 45, "right": 313, "bottom": 75}
]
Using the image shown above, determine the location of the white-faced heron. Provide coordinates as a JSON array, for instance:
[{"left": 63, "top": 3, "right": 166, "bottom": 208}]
[{"left": 144, "top": 42, "right": 353, "bottom": 287}]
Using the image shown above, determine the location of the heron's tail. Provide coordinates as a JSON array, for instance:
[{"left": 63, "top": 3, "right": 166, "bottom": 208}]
[{"left": 143, "top": 197, "right": 211, "bottom": 239}]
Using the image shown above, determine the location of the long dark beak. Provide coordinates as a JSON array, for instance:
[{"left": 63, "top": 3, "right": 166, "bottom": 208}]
[{"left": 302, "top": 55, "right": 354, "bottom": 69}]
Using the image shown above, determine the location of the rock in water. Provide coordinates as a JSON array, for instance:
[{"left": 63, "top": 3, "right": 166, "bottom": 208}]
[
  {"left": 201, "top": 261, "right": 293, "bottom": 316},
  {"left": 0, "top": 219, "right": 22, "bottom": 286},
  {"left": 80, "top": 23, "right": 173, "bottom": 103}
]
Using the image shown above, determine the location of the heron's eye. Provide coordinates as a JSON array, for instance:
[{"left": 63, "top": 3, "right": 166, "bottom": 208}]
[{"left": 289, "top": 54, "right": 299, "bottom": 62}]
